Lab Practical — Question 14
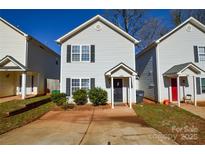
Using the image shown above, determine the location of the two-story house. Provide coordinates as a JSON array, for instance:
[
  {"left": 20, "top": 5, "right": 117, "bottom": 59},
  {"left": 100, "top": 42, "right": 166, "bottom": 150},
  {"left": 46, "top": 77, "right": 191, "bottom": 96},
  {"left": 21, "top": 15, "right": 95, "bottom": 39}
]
[
  {"left": 0, "top": 17, "right": 60, "bottom": 99},
  {"left": 57, "top": 15, "right": 139, "bottom": 108},
  {"left": 136, "top": 17, "right": 205, "bottom": 107}
]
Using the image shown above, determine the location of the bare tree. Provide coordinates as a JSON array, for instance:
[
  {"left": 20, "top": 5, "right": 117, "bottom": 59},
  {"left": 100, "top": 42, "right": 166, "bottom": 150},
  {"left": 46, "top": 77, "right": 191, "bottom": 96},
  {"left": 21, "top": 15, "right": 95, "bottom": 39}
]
[
  {"left": 171, "top": 10, "right": 183, "bottom": 26},
  {"left": 137, "top": 17, "right": 169, "bottom": 51},
  {"left": 171, "top": 9, "right": 205, "bottom": 26},
  {"left": 104, "top": 10, "right": 145, "bottom": 37},
  {"left": 104, "top": 10, "right": 169, "bottom": 52}
]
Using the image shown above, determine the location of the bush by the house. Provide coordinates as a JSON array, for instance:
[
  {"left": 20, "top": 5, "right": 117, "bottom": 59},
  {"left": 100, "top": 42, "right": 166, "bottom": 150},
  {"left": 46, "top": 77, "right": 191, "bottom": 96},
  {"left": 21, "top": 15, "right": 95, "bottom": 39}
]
[
  {"left": 88, "top": 87, "right": 108, "bottom": 106},
  {"left": 51, "top": 93, "right": 67, "bottom": 106},
  {"left": 72, "top": 89, "right": 88, "bottom": 105},
  {"left": 61, "top": 103, "right": 75, "bottom": 110}
]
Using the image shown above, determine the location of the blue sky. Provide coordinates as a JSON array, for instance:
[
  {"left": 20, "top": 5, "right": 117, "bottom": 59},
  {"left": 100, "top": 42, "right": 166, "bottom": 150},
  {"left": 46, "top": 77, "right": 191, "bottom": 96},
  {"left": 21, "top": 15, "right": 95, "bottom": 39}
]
[{"left": 0, "top": 9, "right": 173, "bottom": 54}]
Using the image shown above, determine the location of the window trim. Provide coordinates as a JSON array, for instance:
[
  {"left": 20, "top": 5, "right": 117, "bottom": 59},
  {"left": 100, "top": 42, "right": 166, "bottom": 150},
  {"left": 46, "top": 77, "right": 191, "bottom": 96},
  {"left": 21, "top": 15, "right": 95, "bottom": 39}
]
[
  {"left": 201, "top": 78, "right": 205, "bottom": 94},
  {"left": 198, "top": 46, "right": 205, "bottom": 63},
  {"left": 71, "top": 78, "right": 91, "bottom": 94},
  {"left": 71, "top": 44, "right": 91, "bottom": 62}
]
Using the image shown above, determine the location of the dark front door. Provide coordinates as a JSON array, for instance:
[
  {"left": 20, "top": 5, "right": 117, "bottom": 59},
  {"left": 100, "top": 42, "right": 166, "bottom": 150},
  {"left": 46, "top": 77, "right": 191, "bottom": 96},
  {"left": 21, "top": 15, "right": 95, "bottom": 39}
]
[
  {"left": 114, "top": 79, "right": 123, "bottom": 102},
  {"left": 171, "top": 78, "right": 178, "bottom": 101}
]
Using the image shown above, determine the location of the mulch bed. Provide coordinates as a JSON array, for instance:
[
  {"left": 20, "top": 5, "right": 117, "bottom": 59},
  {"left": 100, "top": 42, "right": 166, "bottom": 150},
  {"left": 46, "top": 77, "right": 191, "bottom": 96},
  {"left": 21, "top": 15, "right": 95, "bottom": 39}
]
[{"left": 52, "top": 104, "right": 111, "bottom": 111}]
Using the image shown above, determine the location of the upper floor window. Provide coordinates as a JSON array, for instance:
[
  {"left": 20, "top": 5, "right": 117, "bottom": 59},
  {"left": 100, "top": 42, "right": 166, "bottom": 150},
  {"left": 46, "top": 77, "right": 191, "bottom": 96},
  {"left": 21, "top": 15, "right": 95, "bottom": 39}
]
[
  {"left": 82, "top": 45, "right": 90, "bottom": 61},
  {"left": 71, "top": 45, "right": 90, "bottom": 62},
  {"left": 72, "top": 45, "right": 80, "bottom": 61},
  {"left": 198, "top": 46, "right": 205, "bottom": 62}
]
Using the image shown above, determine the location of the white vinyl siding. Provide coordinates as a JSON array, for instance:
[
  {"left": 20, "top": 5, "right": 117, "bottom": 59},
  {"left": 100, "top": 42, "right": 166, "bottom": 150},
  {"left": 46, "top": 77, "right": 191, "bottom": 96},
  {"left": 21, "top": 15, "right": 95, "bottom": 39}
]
[
  {"left": 157, "top": 23, "right": 205, "bottom": 102},
  {"left": 61, "top": 20, "right": 136, "bottom": 102},
  {"left": 0, "top": 20, "right": 27, "bottom": 65}
]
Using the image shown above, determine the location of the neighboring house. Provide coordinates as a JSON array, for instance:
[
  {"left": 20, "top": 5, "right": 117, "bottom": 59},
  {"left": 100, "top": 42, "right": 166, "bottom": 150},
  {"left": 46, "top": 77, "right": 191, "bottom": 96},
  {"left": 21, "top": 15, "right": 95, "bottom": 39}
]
[
  {"left": 0, "top": 17, "right": 60, "bottom": 99},
  {"left": 57, "top": 15, "right": 139, "bottom": 108},
  {"left": 136, "top": 17, "right": 205, "bottom": 107}
]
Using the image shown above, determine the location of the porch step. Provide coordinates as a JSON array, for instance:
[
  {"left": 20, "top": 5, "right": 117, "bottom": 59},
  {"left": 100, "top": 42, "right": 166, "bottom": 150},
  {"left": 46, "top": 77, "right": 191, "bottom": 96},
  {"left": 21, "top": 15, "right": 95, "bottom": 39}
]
[{"left": 114, "top": 103, "right": 128, "bottom": 107}]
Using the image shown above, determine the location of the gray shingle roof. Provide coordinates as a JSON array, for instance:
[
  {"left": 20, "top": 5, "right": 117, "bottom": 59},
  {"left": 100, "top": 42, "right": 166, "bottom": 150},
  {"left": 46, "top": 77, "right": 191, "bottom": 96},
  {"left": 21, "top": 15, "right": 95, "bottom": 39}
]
[
  {"left": 0, "top": 55, "right": 27, "bottom": 70},
  {"left": 163, "top": 62, "right": 203, "bottom": 76}
]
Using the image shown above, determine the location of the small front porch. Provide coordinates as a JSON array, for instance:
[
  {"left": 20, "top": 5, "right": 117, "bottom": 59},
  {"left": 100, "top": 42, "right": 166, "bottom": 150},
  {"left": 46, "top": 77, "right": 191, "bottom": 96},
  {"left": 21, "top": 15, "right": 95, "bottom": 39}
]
[
  {"left": 0, "top": 55, "right": 40, "bottom": 99},
  {"left": 105, "top": 63, "right": 137, "bottom": 109},
  {"left": 163, "top": 62, "right": 205, "bottom": 107}
]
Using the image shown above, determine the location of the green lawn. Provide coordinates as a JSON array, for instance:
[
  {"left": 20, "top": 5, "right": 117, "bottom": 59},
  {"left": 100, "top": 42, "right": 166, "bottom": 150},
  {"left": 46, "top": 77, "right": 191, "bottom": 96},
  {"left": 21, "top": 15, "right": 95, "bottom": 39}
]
[
  {"left": 0, "top": 96, "right": 55, "bottom": 135},
  {"left": 133, "top": 104, "right": 205, "bottom": 145}
]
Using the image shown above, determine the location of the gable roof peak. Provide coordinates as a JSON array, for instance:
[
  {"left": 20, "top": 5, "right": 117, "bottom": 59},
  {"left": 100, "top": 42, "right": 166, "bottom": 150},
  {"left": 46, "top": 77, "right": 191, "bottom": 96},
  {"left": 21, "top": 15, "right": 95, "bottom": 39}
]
[
  {"left": 56, "top": 14, "right": 139, "bottom": 44},
  {"left": 156, "top": 16, "right": 205, "bottom": 44},
  {"left": 0, "top": 17, "right": 28, "bottom": 37}
]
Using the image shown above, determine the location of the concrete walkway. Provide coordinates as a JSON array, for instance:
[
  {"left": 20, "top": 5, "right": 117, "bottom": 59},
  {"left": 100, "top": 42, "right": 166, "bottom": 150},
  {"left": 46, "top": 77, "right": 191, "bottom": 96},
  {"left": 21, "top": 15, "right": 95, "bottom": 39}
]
[
  {"left": 0, "top": 106, "right": 176, "bottom": 145},
  {"left": 181, "top": 104, "right": 205, "bottom": 119}
]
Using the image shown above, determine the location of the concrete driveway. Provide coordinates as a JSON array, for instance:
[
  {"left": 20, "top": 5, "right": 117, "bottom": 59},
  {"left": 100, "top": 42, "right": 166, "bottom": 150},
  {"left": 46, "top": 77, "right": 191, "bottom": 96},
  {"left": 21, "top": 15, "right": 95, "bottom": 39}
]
[{"left": 0, "top": 106, "right": 176, "bottom": 145}]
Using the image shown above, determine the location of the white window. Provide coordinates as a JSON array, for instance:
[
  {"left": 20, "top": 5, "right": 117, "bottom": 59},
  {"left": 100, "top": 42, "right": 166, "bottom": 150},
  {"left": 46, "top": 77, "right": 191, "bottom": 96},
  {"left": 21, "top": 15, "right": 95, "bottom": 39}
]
[
  {"left": 71, "top": 78, "right": 90, "bottom": 94},
  {"left": 81, "top": 79, "right": 90, "bottom": 90},
  {"left": 72, "top": 45, "right": 80, "bottom": 61},
  {"left": 198, "top": 47, "right": 205, "bottom": 62},
  {"left": 71, "top": 45, "right": 90, "bottom": 62},
  {"left": 201, "top": 78, "right": 205, "bottom": 93},
  {"left": 81, "top": 45, "right": 90, "bottom": 61},
  {"left": 71, "top": 79, "right": 80, "bottom": 94}
]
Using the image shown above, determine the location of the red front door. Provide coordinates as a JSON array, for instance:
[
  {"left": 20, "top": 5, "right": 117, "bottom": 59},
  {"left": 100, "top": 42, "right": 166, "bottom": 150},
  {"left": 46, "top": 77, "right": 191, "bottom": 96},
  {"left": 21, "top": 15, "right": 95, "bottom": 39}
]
[{"left": 171, "top": 78, "right": 178, "bottom": 101}]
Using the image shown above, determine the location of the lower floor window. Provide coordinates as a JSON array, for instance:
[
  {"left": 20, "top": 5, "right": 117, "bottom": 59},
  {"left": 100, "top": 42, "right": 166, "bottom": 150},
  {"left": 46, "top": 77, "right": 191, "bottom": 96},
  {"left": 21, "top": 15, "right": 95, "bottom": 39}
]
[
  {"left": 81, "top": 79, "right": 90, "bottom": 90},
  {"left": 201, "top": 78, "right": 205, "bottom": 93},
  {"left": 72, "top": 79, "right": 80, "bottom": 94},
  {"left": 71, "top": 78, "right": 90, "bottom": 94}
]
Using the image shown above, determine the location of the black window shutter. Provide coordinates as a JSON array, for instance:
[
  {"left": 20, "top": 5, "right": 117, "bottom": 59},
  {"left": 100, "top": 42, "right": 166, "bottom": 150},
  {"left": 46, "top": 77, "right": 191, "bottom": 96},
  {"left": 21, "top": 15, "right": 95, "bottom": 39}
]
[
  {"left": 196, "top": 77, "right": 201, "bottom": 95},
  {"left": 194, "top": 46, "right": 199, "bottom": 63},
  {"left": 90, "top": 78, "right": 95, "bottom": 89},
  {"left": 66, "top": 78, "right": 71, "bottom": 96},
  {"left": 67, "top": 45, "right": 71, "bottom": 63},
  {"left": 91, "top": 45, "right": 95, "bottom": 63}
]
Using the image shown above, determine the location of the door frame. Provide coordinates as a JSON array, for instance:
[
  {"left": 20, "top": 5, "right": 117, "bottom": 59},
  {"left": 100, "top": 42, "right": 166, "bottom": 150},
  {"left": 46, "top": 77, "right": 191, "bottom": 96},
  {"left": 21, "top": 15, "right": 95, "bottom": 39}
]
[
  {"left": 171, "top": 78, "right": 178, "bottom": 101},
  {"left": 113, "top": 78, "right": 123, "bottom": 103}
]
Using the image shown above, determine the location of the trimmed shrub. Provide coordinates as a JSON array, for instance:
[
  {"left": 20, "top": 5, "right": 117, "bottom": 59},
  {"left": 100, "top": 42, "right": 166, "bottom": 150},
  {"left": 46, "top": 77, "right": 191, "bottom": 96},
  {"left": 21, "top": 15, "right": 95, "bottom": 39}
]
[
  {"left": 72, "top": 89, "right": 88, "bottom": 105},
  {"left": 51, "top": 93, "right": 67, "bottom": 106},
  {"left": 88, "top": 87, "right": 108, "bottom": 106},
  {"left": 61, "top": 103, "right": 75, "bottom": 110}
]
